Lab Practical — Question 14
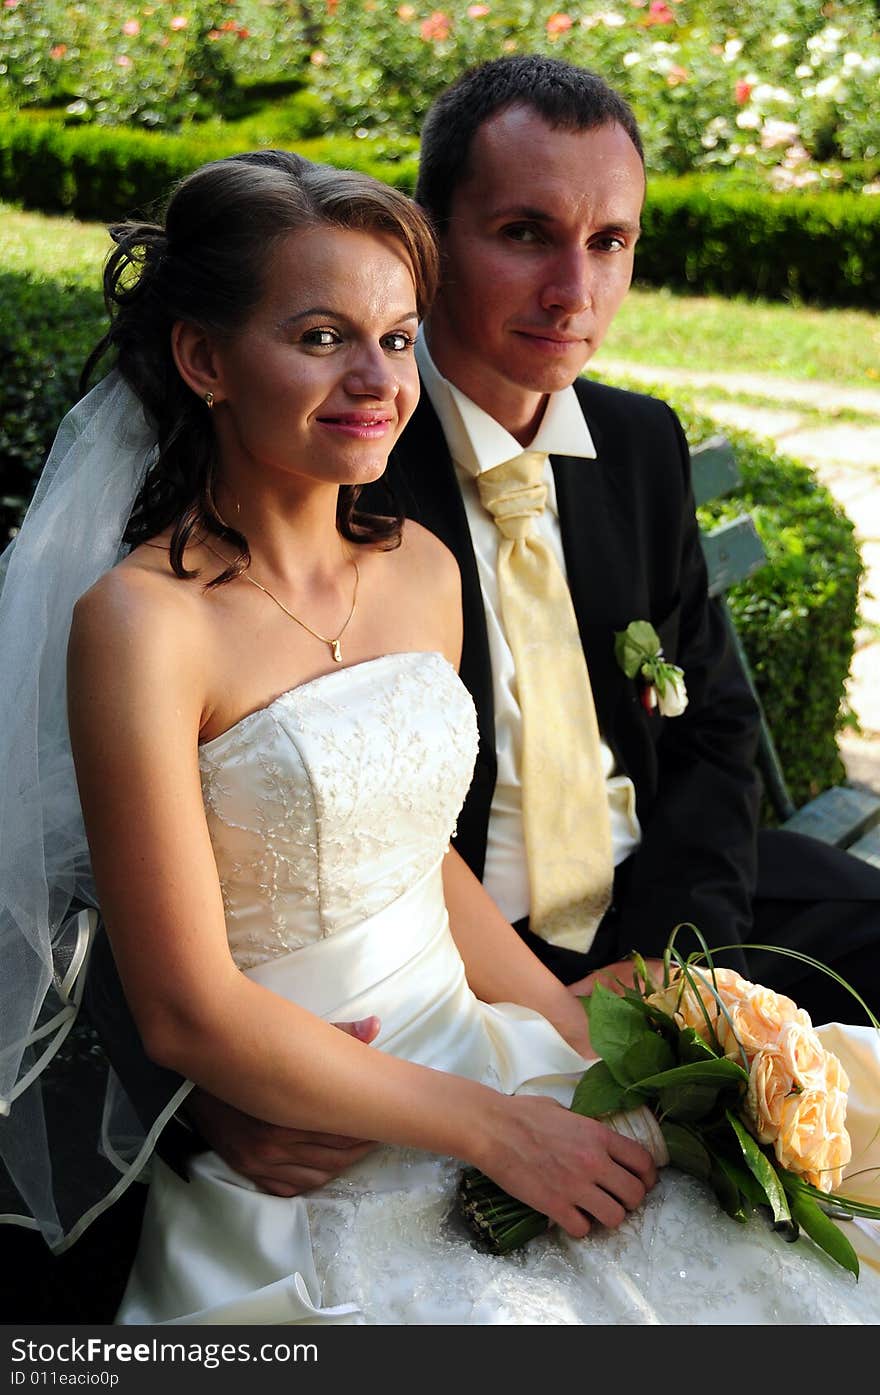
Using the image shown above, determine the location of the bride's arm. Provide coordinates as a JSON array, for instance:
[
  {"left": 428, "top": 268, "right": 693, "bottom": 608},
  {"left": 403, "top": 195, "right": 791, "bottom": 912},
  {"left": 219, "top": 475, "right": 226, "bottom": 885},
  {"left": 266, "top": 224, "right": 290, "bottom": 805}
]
[
  {"left": 68, "top": 572, "right": 654, "bottom": 1235},
  {"left": 442, "top": 849, "right": 593, "bottom": 1058}
]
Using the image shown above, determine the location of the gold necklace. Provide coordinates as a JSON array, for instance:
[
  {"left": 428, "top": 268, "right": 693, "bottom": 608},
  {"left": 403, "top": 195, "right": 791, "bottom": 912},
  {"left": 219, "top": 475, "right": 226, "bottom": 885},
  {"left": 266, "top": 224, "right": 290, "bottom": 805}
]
[{"left": 203, "top": 539, "right": 359, "bottom": 664}]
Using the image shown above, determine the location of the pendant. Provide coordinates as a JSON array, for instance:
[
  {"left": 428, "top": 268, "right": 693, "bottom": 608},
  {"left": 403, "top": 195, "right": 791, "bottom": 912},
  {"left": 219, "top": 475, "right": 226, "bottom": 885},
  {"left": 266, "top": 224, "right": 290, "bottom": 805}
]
[{"left": 330, "top": 639, "right": 343, "bottom": 663}]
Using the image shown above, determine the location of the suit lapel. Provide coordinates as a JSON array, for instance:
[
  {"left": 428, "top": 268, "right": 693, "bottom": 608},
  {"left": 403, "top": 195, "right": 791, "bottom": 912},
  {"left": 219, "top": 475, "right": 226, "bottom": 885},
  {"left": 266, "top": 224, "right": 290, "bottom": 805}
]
[{"left": 552, "top": 391, "right": 650, "bottom": 795}]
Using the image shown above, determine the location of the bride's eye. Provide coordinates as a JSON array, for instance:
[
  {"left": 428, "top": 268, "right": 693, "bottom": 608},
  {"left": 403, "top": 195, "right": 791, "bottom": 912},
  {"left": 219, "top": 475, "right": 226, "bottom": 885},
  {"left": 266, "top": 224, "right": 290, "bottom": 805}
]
[
  {"left": 301, "top": 327, "right": 342, "bottom": 349},
  {"left": 382, "top": 331, "right": 415, "bottom": 353}
]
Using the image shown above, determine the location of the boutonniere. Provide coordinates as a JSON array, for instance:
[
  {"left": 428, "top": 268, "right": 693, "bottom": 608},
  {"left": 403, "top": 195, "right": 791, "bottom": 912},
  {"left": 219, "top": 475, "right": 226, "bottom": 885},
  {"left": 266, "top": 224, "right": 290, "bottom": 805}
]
[{"left": 614, "top": 620, "right": 688, "bottom": 717}]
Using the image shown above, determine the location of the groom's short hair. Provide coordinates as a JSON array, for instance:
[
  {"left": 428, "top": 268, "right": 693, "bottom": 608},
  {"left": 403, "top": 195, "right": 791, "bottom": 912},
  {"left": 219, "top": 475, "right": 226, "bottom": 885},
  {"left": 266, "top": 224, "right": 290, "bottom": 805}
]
[{"left": 416, "top": 54, "right": 644, "bottom": 231}]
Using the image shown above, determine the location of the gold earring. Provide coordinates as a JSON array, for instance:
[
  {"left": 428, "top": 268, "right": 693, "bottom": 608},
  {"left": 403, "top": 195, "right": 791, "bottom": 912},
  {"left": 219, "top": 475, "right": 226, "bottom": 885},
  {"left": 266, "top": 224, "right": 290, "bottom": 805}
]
[{"left": 204, "top": 391, "right": 215, "bottom": 409}]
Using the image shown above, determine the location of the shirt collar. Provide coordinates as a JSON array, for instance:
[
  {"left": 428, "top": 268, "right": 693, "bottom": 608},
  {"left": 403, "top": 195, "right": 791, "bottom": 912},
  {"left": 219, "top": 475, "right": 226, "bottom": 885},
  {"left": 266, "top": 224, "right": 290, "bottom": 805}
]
[{"left": 415, "top": 332, "right": 596, "bottom": 479}]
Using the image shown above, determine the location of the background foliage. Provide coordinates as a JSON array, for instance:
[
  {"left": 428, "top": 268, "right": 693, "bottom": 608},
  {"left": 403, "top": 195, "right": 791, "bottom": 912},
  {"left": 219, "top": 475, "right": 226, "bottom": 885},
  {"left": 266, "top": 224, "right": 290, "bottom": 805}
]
[{"left": 0, "top": 0, "right": 878, "bottom": 192}]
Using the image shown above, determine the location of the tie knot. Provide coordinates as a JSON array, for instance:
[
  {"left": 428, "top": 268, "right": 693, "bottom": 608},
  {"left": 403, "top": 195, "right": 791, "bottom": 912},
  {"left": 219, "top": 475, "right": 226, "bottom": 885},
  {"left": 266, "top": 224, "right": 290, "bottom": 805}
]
[{"left": 476, "top": 451, "right": 548, "bottom": 540}]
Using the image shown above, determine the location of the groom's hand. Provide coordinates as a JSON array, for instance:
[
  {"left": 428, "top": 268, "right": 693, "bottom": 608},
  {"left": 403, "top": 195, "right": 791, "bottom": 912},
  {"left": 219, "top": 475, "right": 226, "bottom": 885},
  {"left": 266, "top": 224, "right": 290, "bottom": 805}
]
[
  {"left": 183, "top": 1015, "right": 381, "bottom": 1196},
  {"left": 566, "top": 958, "right": 665, "bottom": 1000}
]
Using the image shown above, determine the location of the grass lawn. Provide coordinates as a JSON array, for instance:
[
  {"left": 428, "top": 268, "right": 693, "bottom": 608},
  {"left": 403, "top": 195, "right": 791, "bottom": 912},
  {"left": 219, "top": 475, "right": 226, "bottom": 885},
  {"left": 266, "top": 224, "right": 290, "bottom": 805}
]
[
  {"left": 2, "top": 203, "right": 877, "bottom": 388},
  {"left": 602, "top": 284, "right": 879, "bottom": 387},
  {"left": 0, "top": 204, "right": 112, "bottom": 279}
]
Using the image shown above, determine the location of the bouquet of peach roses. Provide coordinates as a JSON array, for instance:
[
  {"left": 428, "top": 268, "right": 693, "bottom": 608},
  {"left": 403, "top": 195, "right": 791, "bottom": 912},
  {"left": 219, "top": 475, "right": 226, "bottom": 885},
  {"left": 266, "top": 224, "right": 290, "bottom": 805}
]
[{"left": 458, "top": 937, "right": 880, "bottom": 1276}]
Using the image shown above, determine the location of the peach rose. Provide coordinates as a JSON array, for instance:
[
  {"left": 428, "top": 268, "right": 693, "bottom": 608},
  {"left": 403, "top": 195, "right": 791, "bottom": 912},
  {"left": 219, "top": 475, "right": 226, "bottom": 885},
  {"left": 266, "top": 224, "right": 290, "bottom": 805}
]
[
  {"left": 776, "top": 1021, "right": 827, "bottom": 1091},
  {"left": 716, "top": 982, "right": 807, "bottom": 1058},
  {"left": 646, "top": 975, "right": 720, "bottom": 1040},
  {"left": 747, "top": 1048, "right": 793, "bottom": 1143},
  {"left": 775, "top": 1085, "right": 852, "bottom": 1191}
]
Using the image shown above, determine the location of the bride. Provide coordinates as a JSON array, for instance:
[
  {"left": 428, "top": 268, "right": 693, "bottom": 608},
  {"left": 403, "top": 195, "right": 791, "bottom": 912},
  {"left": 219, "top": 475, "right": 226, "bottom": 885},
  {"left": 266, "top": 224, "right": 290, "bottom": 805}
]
[{"left": 3, "top": 150, "right": 879, "bottom": 1325}]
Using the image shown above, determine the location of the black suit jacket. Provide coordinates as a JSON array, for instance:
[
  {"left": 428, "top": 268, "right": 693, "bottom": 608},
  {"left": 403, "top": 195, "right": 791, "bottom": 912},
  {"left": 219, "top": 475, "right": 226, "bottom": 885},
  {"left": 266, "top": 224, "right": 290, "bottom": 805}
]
[{"left": 369, "top": 376, "right": 763, "bottom": 967}]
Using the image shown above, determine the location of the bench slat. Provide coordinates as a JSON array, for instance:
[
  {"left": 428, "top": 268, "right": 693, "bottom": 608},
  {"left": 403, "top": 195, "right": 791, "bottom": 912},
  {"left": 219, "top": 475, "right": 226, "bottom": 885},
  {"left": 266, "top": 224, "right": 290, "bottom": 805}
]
[
  {"left": 846, "top": 826, "right": 880, "bottom": 869},
  {"left": 691, "top": 435, "right": 741, "bottom": 507},
  {"left": 701, "top": 516, "right": 767, "bottom": 598},
  {"left": 781, "top": 786, "right": 880, "bottom": 848}
]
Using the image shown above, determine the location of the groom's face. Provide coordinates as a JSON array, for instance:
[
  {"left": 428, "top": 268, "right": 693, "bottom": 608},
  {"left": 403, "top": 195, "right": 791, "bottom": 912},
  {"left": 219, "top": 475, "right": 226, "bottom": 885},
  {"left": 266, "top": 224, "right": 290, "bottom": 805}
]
[{"left": 426, "top": 107, "right": 645, "bottom": 436}]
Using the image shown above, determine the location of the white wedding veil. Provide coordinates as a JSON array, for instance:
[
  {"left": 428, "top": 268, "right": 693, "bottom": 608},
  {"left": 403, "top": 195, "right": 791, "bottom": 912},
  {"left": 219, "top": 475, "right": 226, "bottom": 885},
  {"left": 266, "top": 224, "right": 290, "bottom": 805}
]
[{"left": 0, "top": 369, "right": 163, "bottom": 1247}]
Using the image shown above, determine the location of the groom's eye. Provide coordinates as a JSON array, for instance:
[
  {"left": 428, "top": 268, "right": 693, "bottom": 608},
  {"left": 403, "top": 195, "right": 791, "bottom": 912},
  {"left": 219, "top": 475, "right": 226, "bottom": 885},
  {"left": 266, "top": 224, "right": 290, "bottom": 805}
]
[{"left": 501, "top": 224, "right": 542, "bottom": 245}]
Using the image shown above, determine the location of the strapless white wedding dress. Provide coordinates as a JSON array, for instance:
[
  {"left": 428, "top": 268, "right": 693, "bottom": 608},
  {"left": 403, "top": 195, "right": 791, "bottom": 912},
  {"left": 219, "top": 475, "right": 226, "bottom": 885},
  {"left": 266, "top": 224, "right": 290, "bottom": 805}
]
[{"left": 116, "top": 652, "right": 880, "bottom": 1325}]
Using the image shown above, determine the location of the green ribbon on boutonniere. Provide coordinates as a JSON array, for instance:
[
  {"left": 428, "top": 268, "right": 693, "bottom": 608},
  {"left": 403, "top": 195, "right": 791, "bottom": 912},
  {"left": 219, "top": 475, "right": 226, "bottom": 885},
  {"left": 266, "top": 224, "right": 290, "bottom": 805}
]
[{"left": 614, "top": 620, "right": 688, "bottom": 717}]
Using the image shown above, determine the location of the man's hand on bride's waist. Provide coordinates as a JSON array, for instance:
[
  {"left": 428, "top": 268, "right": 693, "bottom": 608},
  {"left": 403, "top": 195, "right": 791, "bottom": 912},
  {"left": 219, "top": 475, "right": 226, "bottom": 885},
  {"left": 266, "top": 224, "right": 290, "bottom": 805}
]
[
  {"left": 183, "top": 1015, "right": 381, "bottom": 1196},
  {"left": 566, "top": 957, "right": 665, "bottom": 1001}
]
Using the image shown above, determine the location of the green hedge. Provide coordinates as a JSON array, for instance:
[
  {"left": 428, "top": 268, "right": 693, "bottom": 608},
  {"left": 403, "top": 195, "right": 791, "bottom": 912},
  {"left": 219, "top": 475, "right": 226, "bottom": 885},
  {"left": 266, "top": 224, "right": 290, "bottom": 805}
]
[
  {"left": 640, "top": 176, "right": 880, "bottom": 309},
  {"left": 1, "top": 273, "right": 862, "bottom": 817},
  {"left": 0, "top": 115, "right": 876, "bottom": 306},
  {"left": 677, "top": 402, "right": 861, "bottom": 812},
  {"left": 0, "top": 271, "right": 106, "bottom": 543},
  {"left": 0, "top": 115, "right": 417, "bottom": 223}
]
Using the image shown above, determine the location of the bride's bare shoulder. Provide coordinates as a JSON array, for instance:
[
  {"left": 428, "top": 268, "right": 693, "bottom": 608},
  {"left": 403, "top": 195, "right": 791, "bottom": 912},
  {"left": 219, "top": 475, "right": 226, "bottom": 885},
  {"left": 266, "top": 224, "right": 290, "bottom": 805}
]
[{"left": 69, "top": 531, "right": 217, "bottom": 691}]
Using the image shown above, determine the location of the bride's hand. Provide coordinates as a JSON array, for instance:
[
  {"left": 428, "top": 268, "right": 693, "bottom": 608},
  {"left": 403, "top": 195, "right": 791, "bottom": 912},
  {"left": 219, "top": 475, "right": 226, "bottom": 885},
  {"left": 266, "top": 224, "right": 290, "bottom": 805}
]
[
  {"left": 476, "top": 1094, "right": 657, "bottom": 1238},
  {"left": 184, "top": 1015, "right": 382, "bottom": 1197}
]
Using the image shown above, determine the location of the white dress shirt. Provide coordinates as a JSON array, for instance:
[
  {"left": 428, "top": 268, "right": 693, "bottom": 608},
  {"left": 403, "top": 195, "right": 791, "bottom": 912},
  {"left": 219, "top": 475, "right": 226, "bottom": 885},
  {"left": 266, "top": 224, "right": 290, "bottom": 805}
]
[{"left": 416, "top": 334, "right": 641, "bottom": 925}]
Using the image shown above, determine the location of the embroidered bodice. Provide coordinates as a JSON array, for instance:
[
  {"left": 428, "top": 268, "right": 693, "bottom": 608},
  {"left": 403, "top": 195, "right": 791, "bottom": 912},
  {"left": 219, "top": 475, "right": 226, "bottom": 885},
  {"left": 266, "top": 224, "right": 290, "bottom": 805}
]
[{"left": 198, "top": 650, "right": 479, "bottom": 970}]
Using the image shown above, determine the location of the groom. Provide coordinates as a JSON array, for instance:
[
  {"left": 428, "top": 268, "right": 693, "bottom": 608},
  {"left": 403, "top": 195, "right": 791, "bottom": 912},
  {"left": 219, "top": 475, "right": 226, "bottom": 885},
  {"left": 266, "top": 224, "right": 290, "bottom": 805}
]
[{"left": 87, "top": 55, "right": 880, "bottom": 1196}]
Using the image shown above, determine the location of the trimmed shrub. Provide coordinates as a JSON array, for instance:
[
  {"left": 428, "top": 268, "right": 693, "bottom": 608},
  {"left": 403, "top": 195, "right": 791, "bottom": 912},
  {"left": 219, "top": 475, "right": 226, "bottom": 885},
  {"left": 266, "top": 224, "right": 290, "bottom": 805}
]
[
  {"left": 0, "top": 115, "right": 417, "bottom": 223},
  {"left": 640, "top": 176, "right": 880, "bottom": 308},
  {"left": 675, "top": 399, "right": 861, "bottom": 812},
  {"left": 0, "top": 271, "right": 105, "bottom": 544}
]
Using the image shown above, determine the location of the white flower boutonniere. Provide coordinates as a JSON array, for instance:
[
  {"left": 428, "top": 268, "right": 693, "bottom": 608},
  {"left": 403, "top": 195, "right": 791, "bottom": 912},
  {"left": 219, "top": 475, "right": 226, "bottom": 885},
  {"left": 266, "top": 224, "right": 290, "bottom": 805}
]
[{"left": 614, "top": 620, "right": 688, "bottom": 717}]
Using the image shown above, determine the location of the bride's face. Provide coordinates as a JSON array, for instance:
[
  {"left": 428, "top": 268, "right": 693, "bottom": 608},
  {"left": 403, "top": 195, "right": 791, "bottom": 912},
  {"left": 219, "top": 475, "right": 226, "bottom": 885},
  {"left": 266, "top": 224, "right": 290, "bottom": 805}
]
[{"left": 208, "top": 224, "right": 421, "bottom": 490}]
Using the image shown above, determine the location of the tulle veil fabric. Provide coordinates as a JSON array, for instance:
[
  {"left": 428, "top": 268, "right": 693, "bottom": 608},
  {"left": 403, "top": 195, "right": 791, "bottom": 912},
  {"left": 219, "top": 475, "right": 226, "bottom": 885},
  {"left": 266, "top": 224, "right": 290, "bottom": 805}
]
[{"left": 0, "top": 370, "right": 174, "bottom": 1248}]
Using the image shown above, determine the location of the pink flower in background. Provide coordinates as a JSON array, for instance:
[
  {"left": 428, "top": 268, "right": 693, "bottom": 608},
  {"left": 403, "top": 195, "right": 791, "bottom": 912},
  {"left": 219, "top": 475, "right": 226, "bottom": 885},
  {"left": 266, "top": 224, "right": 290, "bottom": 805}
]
[
  {"left": 734, "top": 78, "right": 753, "bottom": 105},
  {"left": 420, "top": 11, "right": 451, "bottom": 41},
  {"left": 666, "top": 64, "right": 688, "bottom": 86},
  {"left": 643, "top": 0, "right": 674, "bottom": 23},
  {"left": 397, "top": 3, "right": 415, "bottom": 18},
  {"left": 169, "top": 15, "right": 188, "bottom": 30},
  {"left": 115, "top": 53, "right": 133, "bottom": 67},
  {"left": 121, "top": 19, "right": 140, "bottom": 36},
  {"left": 467, "top": 4, "right": 490, "bottom": 16},
  {"left": 310, "top": 49, "right": 327, "bottom": 65},
  {"left": 4, "top": 1, "right": 21, "bottom": 9},
  {"left": 49, "top": 43, "right": 67, "bottom": 59},
  {"left": 546, "top": 13, "right": 573, "bottom": 38}
]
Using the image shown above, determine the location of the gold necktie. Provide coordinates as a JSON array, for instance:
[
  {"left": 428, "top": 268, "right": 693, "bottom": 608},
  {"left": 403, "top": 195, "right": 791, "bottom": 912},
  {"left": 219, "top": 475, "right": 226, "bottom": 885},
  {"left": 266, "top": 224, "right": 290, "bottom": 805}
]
[{"left": 477, "top": 450, "right": 613, "bottom": 953}]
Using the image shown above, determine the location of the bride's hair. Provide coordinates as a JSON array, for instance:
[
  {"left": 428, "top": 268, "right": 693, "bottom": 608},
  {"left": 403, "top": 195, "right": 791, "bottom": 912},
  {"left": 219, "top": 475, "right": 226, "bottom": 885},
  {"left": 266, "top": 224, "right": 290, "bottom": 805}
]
[{"left": 82, "top": 149, "right": 439, "bottom": 585}]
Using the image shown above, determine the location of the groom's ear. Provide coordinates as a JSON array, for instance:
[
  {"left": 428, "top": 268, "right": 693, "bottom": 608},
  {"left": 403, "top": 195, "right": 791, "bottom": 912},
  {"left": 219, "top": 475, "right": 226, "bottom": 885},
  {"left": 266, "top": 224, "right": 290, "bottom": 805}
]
[{"left": 171, "top": 320, "right": 226, "bottom": 405}]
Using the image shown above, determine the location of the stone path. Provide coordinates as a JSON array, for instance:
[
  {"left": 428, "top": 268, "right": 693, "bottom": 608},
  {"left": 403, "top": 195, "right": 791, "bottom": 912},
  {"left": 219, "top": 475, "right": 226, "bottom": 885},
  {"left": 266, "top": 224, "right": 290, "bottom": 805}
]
[{"left": 597, "top": 360, "right": 880, "bottom": 794}]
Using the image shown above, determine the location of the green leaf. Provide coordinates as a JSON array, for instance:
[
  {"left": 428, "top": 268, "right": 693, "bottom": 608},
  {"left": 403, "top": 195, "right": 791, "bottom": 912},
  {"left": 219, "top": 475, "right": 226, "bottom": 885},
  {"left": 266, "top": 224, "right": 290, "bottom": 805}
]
[
  {"left": 658, "top": 1079, "right": 731, "bottom": 1122},
  {"left": 709, "top": 1154, "right": 748, "bottom": 1222},
  {"left": 715, "top": 1154, "right": 773, "bottom": 1212},
  {"left": 676, "top": 1026, "right": 720, "bottom": 1065},
  {"left": 570, "top": 1061, "right": 628, "bottom": 1119},
  {"left": 586, "top": 984, "right": 657, "bottom": 1081},
  {"left": 619, "top": 1031, "right": 676, "bottom": 1088},
  {"left": 661, "top": 1123, "right": 712, "bottom": 1182},
  {"left": 635, "top": 1058, "right": 748, "bottom": 1091},
  {"left": 614, "top": 620, "right": 661, "bottom": 679},
  {"left": 788, "top": 1191, "right": 859, "bottom": 1278},
  {"left": 726, "top": 1111, "right": 791, "bottom": 1225}
]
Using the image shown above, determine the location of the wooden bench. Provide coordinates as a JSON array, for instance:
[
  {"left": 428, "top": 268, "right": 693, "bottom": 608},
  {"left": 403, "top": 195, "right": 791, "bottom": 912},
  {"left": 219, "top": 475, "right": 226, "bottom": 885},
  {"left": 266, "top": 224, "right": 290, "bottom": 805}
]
[{"left": 691, "top": 434, "right": 880, "bottom": 867}]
